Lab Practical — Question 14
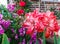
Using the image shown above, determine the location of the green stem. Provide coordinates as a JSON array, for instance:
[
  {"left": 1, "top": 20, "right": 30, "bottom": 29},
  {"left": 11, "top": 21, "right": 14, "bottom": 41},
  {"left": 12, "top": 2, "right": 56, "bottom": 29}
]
[
  {"left": 54, "top": 33, "right": 57, "bottom": 44},
  {"left": 43, "top": 31, "right": 46, "bottom": 44}
]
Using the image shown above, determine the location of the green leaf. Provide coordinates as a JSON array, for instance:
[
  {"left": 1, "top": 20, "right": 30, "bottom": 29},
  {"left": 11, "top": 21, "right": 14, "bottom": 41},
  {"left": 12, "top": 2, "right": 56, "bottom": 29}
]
[
  {"left": 54, "top": 33, "right": 57, "bottom": 44},
  {"left": 43, "top": 32, "right": 46, "bottom": 44},
  {"left": 2, "top": 34, "right": 10, "bottom": 44},
  {"left": 19, "top": 36, "right": 23, "bottom": 42},
  {"left": 36, "top": 39, "right": 39, "bottom": 44},
  {"left": 57, "top": 37, "right": 60, "bottom": 44},
  {"left": 43, "top": 29, "right": 46, "bottom": 44}
]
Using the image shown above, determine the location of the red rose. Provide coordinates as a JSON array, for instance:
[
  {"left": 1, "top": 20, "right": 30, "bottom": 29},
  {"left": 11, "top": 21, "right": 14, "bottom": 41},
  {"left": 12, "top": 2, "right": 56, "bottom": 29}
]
[
  {"left": 19, "top": 1, "right": 26, "bottom": 7},
  {"left": 17, "top": 9, "right": 24, "bottom": 15}
]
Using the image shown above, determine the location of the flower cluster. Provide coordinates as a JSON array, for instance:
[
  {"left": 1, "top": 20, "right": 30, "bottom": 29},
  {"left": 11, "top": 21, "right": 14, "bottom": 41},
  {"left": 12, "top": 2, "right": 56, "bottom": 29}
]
[
  {"left": 23, "top": 9, "right": 59, "bottom": 38},
  {"left": 0, "top": 0, "right": 59, "bottom": 43},
  {"left": 16, "top": 0, "right": 26, "bottom": 15},
  {"left": 7, "top": 4, "right": 15, "bottom": 12},
  {"left": 0, "top": 0, "right": 35, "bottom": 44},
  {"left": 0, "top": 14, "right": 11, "bottom": 34},
  {"left": 0, "top": 25, "right": 4, "bottom": 34},
  {"left": 19, "top": 27, "right": 25, "bottom": 36}
]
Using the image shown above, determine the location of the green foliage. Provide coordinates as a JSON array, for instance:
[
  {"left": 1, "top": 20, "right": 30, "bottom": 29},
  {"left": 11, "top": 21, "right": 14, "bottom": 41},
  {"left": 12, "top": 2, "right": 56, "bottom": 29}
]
[
  {"left": 43, "top": 31, "right": 46, "bottom": 44},
  {"left": 55, "top": 11, "right": 60, "bottom": 19},
  {"left": 50, "top": 7, "right": 60, "bottom": 19},
  {"left": 0, "top": 5, "right": 12, "bottom": 20},
  {"left": 50, "top": 7, "right": 55, "bottom": 11},
  {"left": 54, "top": 33, "right": 57, "bottom": 44},
  {"left": 57, "top": 37, "right": 60, "bottom": 44},
  {"left": 14, "top": 0, "right": 32, "bottom": 13},
  {"left": 0, "top": 5, "right": 21, "bottom": 32},
  {"left": 0, "top": 0, "right": 32, "bottom": 44},
  {"left": 14, "top": 0, "right": 20, "bottom": 2},
  {"left": 25, "top": 35, "right": 31, "bottom": 42},
  {"left": 37, "top": 32, "right": 43, "bottom": 39},
  {"left": 36, "top": 39, "right": 39, "bottom": 44},
  {"left": 2, "top": 34, "right": 10, "bottom": 44}
]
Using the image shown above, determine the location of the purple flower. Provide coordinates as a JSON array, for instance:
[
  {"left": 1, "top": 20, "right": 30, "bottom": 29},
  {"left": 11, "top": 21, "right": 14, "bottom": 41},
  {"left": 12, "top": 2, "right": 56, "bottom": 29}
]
[
  {"left": 0, "top": 14, "right": 3, "bottom": 20},
  {"left": 8, "top": 38, "right": 11, "bottom": 42},
  {"left": 7, "top": 4, "right": 15, "bottom": 12},
  {"left": 0, "top": 19, "right": 5, "bottom": 24},
  {"left": 11, "top": 28, "right": 15, "bottom": 33},
  {"left": 2, "top": 20, "right": 11, "bottom": 29},
  {"left": 12, "top": 13, "right": 18, "bottom": 18},
  {"left": 19, "top": 27, "right": 25, "bottom": 36},
  {"left": 29, "top": 39, "right": 33, "bottom": 44},
  {"left": 15, "top": 34, "right": 18, "bottom": 39},
  {"left": 30, "top": 31, "right": 37, "bottom": 44},
  {"left": 18, "top": 42, "right": 21, "bottom": 44},
  {"left": 31, "top": 31, "right": 37, "bottom": 40},
  {"left": 38, "top": 38, "right": 43, "bottom": 44},
  {"left": 0, "top": 25, "right": 4, "bottom": 34}
]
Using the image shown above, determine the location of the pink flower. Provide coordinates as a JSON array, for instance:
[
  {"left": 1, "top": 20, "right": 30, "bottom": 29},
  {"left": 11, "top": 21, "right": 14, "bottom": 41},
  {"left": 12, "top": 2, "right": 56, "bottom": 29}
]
[
  {"left": 0, "top": 14, "right": 3, "bottom": 20},
  {"left": 23, "top": 9, "right": 59, "bottom": 38},
  {"left": 7, "top": 4, "right": 15, "bottom": 12},
  {"left": 2, "top": 20, "right": 11, "bottom": 29},
  {"left": 26, "top": 27, "right": 34, "bottom": 36},
  {"left": 0, "top": 25, "right": 4, "bottom": 34}
]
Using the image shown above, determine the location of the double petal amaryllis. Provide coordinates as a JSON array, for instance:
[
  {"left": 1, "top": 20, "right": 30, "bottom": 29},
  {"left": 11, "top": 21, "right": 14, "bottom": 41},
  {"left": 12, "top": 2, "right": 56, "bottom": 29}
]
[{"left": 23, "top": 9, "right": 59, "bottom": 38}]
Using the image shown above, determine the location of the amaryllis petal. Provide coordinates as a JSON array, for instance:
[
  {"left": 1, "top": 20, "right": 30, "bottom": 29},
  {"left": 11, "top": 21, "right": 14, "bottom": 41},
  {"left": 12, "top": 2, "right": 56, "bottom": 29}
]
[{"left": 26, "top": 27, "right": 34, "bottom": 36}]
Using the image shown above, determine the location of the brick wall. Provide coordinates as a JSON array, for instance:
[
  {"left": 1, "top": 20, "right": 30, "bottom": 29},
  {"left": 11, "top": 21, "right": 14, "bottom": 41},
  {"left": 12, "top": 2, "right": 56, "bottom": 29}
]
[
  {"left": 30, "top": 0, "right": 60, "bottom": 11},
  {"left": 30, "top": 2, "right": 40, "bottom": 11}
]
